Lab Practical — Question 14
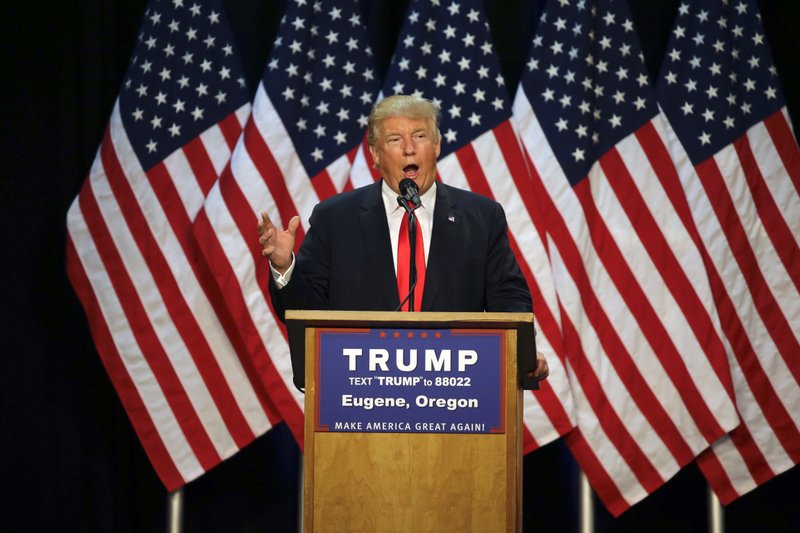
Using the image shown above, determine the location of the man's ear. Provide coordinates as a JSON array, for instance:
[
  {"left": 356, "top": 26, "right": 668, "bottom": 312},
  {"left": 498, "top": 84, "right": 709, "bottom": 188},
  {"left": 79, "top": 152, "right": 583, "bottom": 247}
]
[{"left": 368, "top": 144, "right": 380, "bottom": 168}]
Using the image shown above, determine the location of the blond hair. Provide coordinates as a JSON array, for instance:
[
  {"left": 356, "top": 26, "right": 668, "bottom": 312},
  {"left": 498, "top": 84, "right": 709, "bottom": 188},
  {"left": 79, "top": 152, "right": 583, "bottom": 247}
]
[{"left": 367, "top": 95, "right": 441, "bottom": 146}]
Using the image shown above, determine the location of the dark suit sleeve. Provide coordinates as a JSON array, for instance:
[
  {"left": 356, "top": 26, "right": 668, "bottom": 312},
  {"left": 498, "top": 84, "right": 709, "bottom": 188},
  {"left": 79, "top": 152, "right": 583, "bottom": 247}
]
[{"left": 484, "top": 201, "right": 533, "bottom": 313}]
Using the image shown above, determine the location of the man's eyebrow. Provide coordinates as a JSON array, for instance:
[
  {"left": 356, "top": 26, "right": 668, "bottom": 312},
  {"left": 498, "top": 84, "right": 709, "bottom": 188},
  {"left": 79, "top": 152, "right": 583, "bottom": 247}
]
[{"left": 384, "top": 128, "right": 429, "bottom": 136}]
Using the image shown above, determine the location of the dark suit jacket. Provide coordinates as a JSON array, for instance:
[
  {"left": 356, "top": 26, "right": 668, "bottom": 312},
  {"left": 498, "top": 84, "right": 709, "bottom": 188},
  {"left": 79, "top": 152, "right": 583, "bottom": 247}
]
[{"left": 269, "top": 180, "right": 532, "bottom": 316}]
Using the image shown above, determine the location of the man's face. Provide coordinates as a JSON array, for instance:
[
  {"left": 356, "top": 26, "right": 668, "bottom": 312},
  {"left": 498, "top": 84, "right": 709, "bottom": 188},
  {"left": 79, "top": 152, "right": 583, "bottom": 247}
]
[{"left": 369, "top": 116, "right": 441, "bottom": 196}]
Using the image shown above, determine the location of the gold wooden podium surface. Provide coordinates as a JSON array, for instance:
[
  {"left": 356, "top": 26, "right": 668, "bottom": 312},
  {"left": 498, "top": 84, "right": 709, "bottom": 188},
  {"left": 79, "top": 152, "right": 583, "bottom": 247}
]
[{"left": 287, "top": 311, "right": 531, "bottom": 533}]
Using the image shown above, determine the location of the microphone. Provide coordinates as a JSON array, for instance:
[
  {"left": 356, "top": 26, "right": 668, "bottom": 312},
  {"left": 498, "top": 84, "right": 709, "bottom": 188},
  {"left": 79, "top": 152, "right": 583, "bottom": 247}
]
[{"left": 397, "top": 178, "right": 422, "bottom": 212}]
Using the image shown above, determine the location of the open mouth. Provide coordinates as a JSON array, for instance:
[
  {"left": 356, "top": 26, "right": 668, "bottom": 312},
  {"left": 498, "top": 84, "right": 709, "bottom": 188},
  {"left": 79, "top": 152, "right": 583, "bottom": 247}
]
[{"left": 403, "top": 164, "right": 419, "bottom": 178}]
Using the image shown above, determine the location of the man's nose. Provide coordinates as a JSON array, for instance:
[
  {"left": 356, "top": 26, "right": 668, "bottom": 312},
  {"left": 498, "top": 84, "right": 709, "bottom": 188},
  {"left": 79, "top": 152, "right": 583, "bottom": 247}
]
[{"left": 402, "top": 139, "right": 416, "bottom": 155}]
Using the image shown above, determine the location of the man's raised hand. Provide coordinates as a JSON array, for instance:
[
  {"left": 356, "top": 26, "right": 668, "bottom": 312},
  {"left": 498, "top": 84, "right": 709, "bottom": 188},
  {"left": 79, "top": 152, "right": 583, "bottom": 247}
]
[{"left": 257, "top": 212, "right": 300, "bottom": 274}]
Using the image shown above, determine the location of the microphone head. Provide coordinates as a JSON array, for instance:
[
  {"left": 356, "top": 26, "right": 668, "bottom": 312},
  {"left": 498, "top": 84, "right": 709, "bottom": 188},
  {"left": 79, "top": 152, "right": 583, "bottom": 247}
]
[
  {"left": 399, "top": 178, "right": 419, "bottom": 195},
  {"left": 399, "top": 178, "right": 422, "bottom": 208}
]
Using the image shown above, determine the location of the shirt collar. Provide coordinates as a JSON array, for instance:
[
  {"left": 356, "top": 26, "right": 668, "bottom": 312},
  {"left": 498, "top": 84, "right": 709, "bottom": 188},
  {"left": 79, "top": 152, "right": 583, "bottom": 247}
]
[{"left": 381, "top": 180, "right": 437, "bottom": 216}]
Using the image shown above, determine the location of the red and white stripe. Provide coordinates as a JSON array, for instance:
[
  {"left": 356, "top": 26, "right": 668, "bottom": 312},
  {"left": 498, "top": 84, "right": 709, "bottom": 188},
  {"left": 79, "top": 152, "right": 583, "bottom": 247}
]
[
  {"left": 661, "top": 108, "right": 800, "bottom": 503},
  {"left": 194, "top": 86, "right": 363, "bottom": 443},
  {"left": 66, "top": 102, "right": 278, "bottom": 490},
  {"left": 513, "top": 88, "right": 742, "bottom": 515}
]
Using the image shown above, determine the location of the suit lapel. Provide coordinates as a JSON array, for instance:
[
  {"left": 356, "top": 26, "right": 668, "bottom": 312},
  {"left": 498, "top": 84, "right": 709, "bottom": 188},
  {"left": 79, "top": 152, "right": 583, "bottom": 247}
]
[
  {"left": 357, "top": 181, "right": 400, "bottom": 308},
  {"left": 423, "top": 183, "right": 459, "bottom": 310}
]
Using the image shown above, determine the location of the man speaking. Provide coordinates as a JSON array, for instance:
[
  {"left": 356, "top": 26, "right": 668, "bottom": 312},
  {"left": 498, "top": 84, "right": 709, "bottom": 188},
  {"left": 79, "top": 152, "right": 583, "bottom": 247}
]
[{"left": 258, "top": 94, "right": 548, "bottom": 380}]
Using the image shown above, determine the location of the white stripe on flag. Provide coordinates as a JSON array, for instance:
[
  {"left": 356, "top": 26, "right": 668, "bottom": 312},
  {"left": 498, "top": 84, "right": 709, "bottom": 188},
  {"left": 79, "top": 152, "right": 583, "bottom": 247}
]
[{"left": 200, "top": 122, "right": 237, "bottom": 178}]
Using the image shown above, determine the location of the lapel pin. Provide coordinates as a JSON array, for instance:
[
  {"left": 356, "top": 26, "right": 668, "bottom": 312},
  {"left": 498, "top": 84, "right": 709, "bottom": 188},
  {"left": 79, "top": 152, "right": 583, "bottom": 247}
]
[{"left": 448, "top": 215, "right": 455, "bottom": 222}]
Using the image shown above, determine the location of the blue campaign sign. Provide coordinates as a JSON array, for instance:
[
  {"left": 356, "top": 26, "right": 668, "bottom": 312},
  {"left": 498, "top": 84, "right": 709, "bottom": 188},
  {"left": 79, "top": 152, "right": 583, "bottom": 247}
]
[{"left": 314, "top": 328, "right": 506, "bottom": 434}]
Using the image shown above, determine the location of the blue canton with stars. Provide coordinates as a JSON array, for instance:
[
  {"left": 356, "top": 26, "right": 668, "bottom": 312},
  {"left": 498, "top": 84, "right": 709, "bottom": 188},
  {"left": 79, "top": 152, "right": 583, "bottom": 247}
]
[
  {"left": 656, "top": 0, "right": 785, "bottom": 164},
  {"left": 520, "top": 0, "right": 659, "bottom": 186},
  {"left": 383, "top": 0, "right": 511, "bottom": 159},
  {"left": 264, "top": 0, "right": 379, "bottom": 179},
  {"left": 119, "top": 0, "right": 250, "bottom": 171}
]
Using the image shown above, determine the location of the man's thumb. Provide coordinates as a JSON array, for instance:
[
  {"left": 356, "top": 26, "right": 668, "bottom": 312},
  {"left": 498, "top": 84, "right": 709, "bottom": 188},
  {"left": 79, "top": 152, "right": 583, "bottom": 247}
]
[{"left": 286, "top": 216, "right": 301, "bottom": 235}]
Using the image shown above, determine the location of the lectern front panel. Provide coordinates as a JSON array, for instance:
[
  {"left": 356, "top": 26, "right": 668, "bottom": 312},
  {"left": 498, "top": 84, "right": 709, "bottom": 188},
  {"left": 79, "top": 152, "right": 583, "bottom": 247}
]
[{"left": 294, "top": 312, "right": 528, "bottom": 533}]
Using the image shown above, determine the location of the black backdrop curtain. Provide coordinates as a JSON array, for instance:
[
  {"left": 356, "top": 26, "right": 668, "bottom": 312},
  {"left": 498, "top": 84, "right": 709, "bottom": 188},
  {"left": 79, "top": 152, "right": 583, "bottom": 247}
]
[{"left": 2, "top": 1, "right": 798, "bottom": 531}]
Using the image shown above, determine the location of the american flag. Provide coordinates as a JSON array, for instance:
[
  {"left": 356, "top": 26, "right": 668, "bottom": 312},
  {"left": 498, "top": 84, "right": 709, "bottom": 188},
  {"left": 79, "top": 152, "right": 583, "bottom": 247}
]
[
  {"left": 349, "top": 0, "right": 577, "bottom": 451},
  {"left": 512, "top": 0, "right": 743, "bottom": 515},
  {"left": 65, "top": 0, "right": 277, "bottom": 490},
  {"left": 656, "top": 0, "right": 800, "bottom": 504},
  {"left": 193, "top": 0, "right": 381, "bottom": 441}
]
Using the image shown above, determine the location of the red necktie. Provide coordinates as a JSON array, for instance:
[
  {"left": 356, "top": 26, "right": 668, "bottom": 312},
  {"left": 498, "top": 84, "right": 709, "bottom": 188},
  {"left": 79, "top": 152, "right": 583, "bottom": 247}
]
[{"left": 397, "top": 211, "right": 426, "bottom": 312}]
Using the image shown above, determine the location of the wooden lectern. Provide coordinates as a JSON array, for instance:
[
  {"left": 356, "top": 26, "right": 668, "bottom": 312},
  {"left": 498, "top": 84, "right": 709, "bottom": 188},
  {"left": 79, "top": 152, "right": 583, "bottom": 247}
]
[{"left": 286, "top": 310, "right": 537, "bottom": 533}]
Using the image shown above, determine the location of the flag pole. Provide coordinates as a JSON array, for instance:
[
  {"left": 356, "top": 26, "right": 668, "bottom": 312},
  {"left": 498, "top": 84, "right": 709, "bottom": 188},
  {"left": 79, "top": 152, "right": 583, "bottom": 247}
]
[
  {"left": 579, "top": 471, "right": 595, "bottom": 533},
  {"left": 166, "top": 488, "right": 184, "bottom": 533},
  {"left": 708, "top": 486, "right": 724, "bottom": 533}
]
